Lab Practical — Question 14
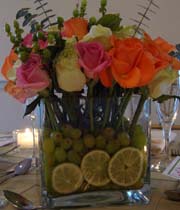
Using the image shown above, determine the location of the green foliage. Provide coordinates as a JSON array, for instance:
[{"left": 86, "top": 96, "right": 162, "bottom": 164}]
[
  {"left": 97, "top": 14, "right": 122, "bottom": 31},
  {"left": 23, "top": 96, "right": 41, "bottom": 117},
  {"left": 99, "top": 0, "right": 107, "bottom": 16},
  {"left": 73, "top": 0, "right": 87, "bottom": 18}
]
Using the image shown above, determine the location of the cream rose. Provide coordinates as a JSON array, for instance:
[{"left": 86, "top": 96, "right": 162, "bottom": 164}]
[
  {"left": 148, "top": 67, "right": 178, "bottom": 98},
  {"left": 55, "top": 38, "right": 86, "bottom": 92},
  {"left": 82, "top": 25, "right": 112, "bottom": 50}
]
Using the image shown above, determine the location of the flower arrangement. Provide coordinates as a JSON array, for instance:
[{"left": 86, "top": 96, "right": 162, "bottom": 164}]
[{"left": 1, "top": 0, "right": 180, "bottom": 203}]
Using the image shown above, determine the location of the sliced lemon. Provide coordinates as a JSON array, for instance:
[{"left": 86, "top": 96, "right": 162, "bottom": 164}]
[
  {"left": 52, "top": 163, "right": 83, "bottom": 194},
  {"left": 81, "top": 150, "right": 110, "bottom": 187},
  {"left": 108, "top": 147, "right": 143, "bottom": 187}
]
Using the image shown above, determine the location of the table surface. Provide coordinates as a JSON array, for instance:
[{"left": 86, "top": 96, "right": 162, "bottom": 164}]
[{"left": 0, "top": 150, "right": 180, "bottom": 210}]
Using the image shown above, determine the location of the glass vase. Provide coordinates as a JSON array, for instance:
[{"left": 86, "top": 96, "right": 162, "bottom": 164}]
[{"left": 38, "top": 88, "right": 151, "bottom": 208}]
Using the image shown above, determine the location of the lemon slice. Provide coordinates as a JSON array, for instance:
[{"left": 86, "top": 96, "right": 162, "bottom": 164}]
[
  {"left": 52, "top": 163, "right": 83, "bottom": 194},
  {"left": 108, "top": 147, "right": 143, "bottom": 187},
  {"left": 81, "top": 150, "right": 110, "bottom": 187}
]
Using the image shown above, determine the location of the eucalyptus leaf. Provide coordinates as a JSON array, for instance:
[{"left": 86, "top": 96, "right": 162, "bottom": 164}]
[
  {"left": 153, "top": 95, "right": 180, "bottom": 103},
  {"left": 23, "top": 96, "right": 41, "bottom": 117},
  {"left": 39, "top": 9, "right": 53, "bottom": 16},
  {"left": 36, "top": 2, "right": 48, "bottom": 10},
  {"left": 34, "top": 0, "right": 44, "bottom": 3},
  {"left": 41, "top": 15, "right": 56, "bottom": 26},
  {"left": 16, "top": 8, "right": 30, "bottom": 19},
  {"left": 30, "top": 21, "right": 39, "bottom": 33},
  {"left": 97, "top": 14, "right": 122, "bottom": 31},
  {"left": 23, "top": 14, "right": 38, "bottom": 27}
]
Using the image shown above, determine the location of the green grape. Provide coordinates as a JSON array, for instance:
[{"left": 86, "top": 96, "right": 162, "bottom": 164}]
[
  {"left": 106, "top": 141, "right": 120, "bottom": 155},
  {"left": 61, "top": 124, "right": 73, "bottom": 138},
  {"left": 62, "top": 138, "right": 73, "bottom": 150},
  {"left": 67, "top": 150, "right": 81, "bottom": 165},
  {"left": 95, "top": 135, "right": 106, "bottom": 149},
  {"left": 73, "top": 139, "right": 85, "bottom": 153},
  {"left": 83, "top": 134, "right": 95, "bottom": 149},
  {"left": 50, "top": 131, "right": 63, "bottom": 146},
  {"left": 43, "top": 138, "right": 55, "bottom": 154},
  {"left": 69, "top": 128, "right": 82, "bottom": 140},
  {"left": 102, "top": 127, "right": 115, "bottom": 140},
  {"left": 55, "top": 147, "right": 67, "bottom": 163},
  {"left": 44, "top": 152, "right": 55, "bottom": 167},
  {"left": 117, "top": 132, "right": 130, "bottom": 147},
  {"left": 43, "top": 128, "right": 52, "bottom": 138},
  {"left": 131, "top": 125, "right": 147, "bottom": 150}
]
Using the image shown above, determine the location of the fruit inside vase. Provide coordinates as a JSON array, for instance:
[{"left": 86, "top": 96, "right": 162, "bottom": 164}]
[{"left": 42, "top": 124, "right": 148, "bottom": 196}]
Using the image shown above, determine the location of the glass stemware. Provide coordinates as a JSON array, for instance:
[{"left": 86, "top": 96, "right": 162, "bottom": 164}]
[{"left": 154, "top": 78, "right": 180, "bottom": 171}]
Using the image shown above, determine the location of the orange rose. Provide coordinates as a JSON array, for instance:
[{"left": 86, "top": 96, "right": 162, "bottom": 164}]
[
  {"left": 107, "top": 36, "right": 157, "bottom": 88},
  {"left": 99, "top": 68, "right": 113, "bottom": 88},
  {"left": 1, "top": 50, "right": 18, "bottom": 80},
  {"left": 144, "top": 33, "right": 180, "bottom": 71},
  {"left": 61, "top": 18, "right": 88, "bottom": 40},
  {"left": 4, "top": 81, "right": 36, "bottom": 103}
]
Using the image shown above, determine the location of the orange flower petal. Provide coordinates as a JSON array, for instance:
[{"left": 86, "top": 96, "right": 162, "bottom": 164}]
[
  {"left": 1, "top": 50, "right": 18, "bottom": 80},
  {"left": 99, "top": 68, "right": 113, "bottom": 88},
  {"left": 171, "top": 57, "right": 180, "bottom": 70},
  {"left": 138, "top": 52, "right": 156, "bottom": 86},
  {"left": 112, "top": 66, "right": 141, "bottom": 88},
  {"left": 62, "top": 18, "right": 88, "bottom": 40},
  {"left": 112, "top": 59, "right": 130, "bottom": 74},
  {"left": 154, "top": 37, "right": 175, "bottom": 53}
]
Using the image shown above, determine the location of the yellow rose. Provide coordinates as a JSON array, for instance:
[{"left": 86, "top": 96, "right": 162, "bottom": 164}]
[
  {"left": 114, "top": 25, "right": 136, "bottom": 38},
  {"left": 82, "top": 25, "right": 112, "bottom": 50},
  {"left": 55, "top": 38, "right": 86, "bottom": 92},
  {"left": 148, "top": 67, "right": 178, "bottom": 99}
]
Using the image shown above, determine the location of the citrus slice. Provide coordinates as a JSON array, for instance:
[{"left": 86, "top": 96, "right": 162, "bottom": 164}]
[
  {"left": 81, "top": 150, "right": 110, "bottom": 187},
  {"left": 108, "top": 147, "right": 143, "bottom": 187},
  {"left": 52, "top": 163, "right": 83, "bottom": 194}
]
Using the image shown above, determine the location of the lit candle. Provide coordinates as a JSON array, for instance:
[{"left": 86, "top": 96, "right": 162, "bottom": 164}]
[{"left": 16, "top": 128, "right": 39, "bottom": 149}]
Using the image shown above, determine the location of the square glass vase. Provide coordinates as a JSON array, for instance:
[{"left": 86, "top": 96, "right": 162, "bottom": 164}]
[{"left": 38, "top": 93, "right": 151, "bottom": 208}]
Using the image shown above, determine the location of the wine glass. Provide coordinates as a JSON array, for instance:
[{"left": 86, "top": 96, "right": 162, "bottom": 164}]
[{"left": 154, "top": 78, "right": 180, "bottom": 171}]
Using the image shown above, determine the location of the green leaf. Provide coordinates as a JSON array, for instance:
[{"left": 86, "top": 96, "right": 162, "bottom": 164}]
[
  {"left": 97, "top": 14, "right": 122, "bottom": 31},
  {"left": 16, "top": 8, "right": 30, "bottom": 19},
  {"left": 153, "top": 95, "right": 180, "bottom": 103},
  {"left": 23, "top": 96, "right": 41, "bottom": 117}
]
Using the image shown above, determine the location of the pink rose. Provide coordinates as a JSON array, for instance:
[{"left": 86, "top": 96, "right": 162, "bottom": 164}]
[
  {"left": 22, "top": 33, "right": 33, "bottom": 48},
  {"left": 76, "top": 42, "right": 111, "bottom": 78},
  {"left": 22, "top": 32, "right": 48, "bottom": 49},
  {"left": 38, "top": 39, "right": 48, "bottom": 49},
  {"left": 16, "top": 54, "right": 50, "bottom": 96}
]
